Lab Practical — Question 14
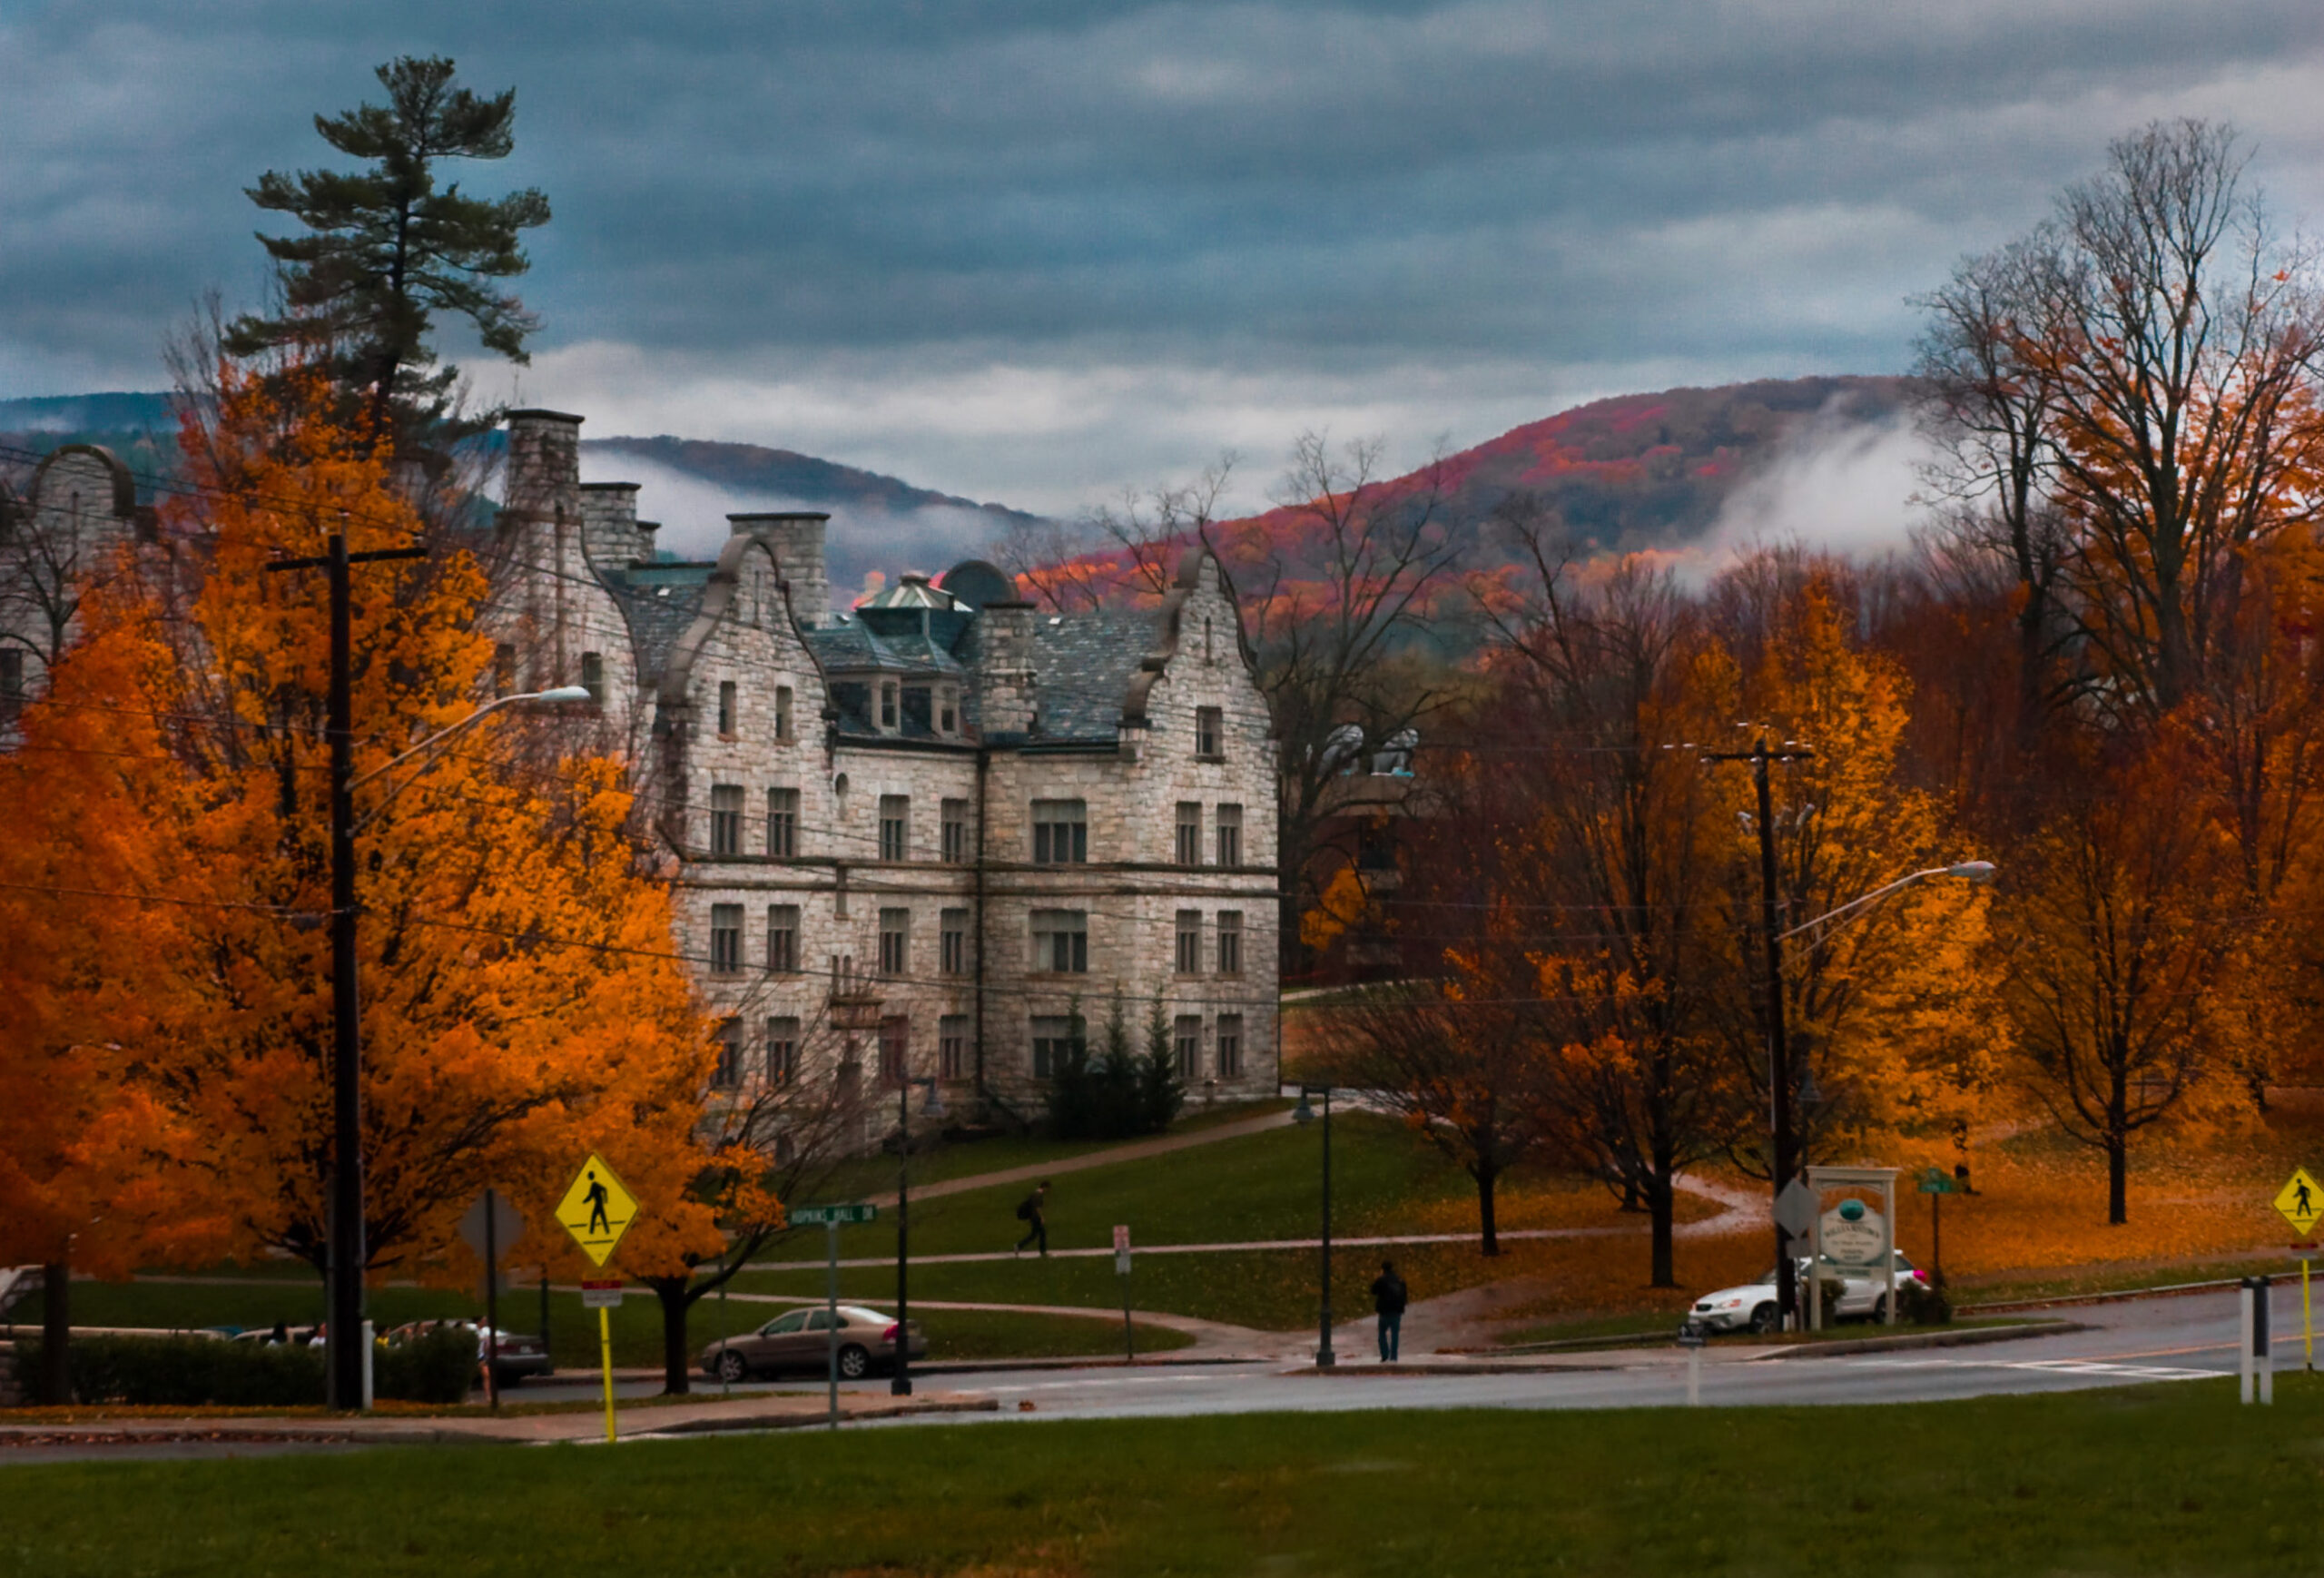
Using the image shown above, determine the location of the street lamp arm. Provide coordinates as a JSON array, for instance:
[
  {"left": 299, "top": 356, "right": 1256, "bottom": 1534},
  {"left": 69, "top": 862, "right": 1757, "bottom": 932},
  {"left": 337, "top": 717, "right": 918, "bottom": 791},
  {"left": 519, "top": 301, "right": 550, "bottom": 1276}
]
[
  {"left": 350, "top": 685, "right": 591, "bottom": 822},
  {"left": 1777, "top": 861, "right": 1995, "bottom": 945}
]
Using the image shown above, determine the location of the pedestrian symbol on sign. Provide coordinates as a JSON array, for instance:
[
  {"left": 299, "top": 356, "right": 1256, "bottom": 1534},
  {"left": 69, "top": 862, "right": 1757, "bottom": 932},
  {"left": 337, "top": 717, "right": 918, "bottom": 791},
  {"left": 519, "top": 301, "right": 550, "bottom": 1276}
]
[{"left": 2276, "top": 1168, "right": 2324, "bottom": 1237}]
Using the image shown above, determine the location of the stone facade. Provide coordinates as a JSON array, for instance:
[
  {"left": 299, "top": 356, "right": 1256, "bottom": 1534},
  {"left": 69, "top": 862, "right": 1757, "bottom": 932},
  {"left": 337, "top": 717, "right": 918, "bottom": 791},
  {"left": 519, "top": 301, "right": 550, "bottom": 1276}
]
[
  {"left": 491, "top": 411, "right": 1281, "bottom": 1129},
  {"left": 0, "top": 444, "right": 153, "bottom": 736}
]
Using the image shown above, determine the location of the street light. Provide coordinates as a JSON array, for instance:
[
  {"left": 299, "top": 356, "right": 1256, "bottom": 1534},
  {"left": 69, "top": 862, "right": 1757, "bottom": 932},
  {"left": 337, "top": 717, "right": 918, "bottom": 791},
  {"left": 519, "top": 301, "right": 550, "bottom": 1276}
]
[
  {"left": 1294, "top": 1085, "right": 1335, "bottom": 1367},
  {"left": 304, "top": 660, "right": 586, "bottom": 1411},
  {"left": 891, "top": 1073, "right": 946, "bottom": 1396}
]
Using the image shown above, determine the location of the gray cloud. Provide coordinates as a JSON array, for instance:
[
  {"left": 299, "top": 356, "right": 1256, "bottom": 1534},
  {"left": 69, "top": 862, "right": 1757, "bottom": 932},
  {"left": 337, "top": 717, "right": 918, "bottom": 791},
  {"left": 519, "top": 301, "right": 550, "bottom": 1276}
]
[{"left": 3, "top": 0, "right": 2320, "bottom": 508}]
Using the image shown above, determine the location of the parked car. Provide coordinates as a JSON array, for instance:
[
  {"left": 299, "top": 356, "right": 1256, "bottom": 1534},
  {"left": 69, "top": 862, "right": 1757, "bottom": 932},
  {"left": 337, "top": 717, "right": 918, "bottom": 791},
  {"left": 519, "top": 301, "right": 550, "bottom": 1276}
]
[
  {"left": 698, "top": 1305, "right": 927, "bottom": 1382},
  {"left": 233, "top": 1322, "right": 322, "bottom": 1346},
  {"left": 1690, "top": 1252, "right": 1925, "bottom": 1334},
  {"left": 382, "top": 1318, "right": 553, "bottom": 1386}
]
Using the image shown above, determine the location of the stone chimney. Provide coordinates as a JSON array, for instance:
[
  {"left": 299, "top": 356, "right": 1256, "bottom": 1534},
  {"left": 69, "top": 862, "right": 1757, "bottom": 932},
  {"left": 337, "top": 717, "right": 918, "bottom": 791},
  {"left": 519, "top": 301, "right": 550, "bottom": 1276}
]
[
  {"left": 578, "top": 481, "right": 644, "bottom": 568},
  {"left": 973, "top": 600, "right": 1039, "bottom": 735},
  {"left": 503, "top": 409, "right": 584, "bottom": 533},
  {"left": 729, "top": 512, "right": 831, "bottom": 628}
]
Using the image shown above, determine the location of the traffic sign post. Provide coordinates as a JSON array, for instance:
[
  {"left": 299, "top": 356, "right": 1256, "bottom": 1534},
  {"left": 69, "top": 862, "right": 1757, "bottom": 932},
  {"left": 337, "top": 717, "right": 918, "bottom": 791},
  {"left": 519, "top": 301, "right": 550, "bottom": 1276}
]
[
  {"left": 1114, "top": 1226, "right": 1133, "bottom": 1362},
  {"left": 788, "top": 1204, "right": 878, "bottom": 1427},
  {"left": 459, "top": 1189, "right": 526, "bottom": 1411},
  {"left": 1677, "top": 1318, "right": 1707, "bottom": 1406},
  {"left": 559, "top": 1155, "right": 638, "bottom": 1444},
  {"left": 2275, "top": 1170, "right": 2321, "bottom": 1373},
  {"left": 1917, "top": 1167, "right": 1957, "bottom": 1287}
]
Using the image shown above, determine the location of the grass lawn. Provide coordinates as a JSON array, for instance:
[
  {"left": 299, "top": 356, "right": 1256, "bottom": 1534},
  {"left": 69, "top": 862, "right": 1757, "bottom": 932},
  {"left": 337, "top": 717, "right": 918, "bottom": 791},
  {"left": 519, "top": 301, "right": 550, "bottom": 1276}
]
[
  {"left": 6, "top": 1284, "right": 1189, "bottom": 1371},
  {"left": 8, "top": 1380, "right": 2320, "bottom": 1574}
]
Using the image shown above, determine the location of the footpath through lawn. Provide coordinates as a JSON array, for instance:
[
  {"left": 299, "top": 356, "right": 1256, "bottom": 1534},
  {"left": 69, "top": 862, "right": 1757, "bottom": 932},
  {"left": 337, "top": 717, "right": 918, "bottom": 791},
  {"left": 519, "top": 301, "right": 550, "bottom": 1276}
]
[{"left": 7, "top": 1379, "right": 2317, "bottom": 1575}]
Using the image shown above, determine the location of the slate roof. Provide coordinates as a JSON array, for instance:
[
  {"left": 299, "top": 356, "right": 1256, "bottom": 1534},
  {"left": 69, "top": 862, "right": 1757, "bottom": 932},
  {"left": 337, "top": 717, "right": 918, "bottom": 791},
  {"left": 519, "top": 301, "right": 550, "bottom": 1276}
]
[{"left": 604, "top": 563, "right": 714, "bottom": 687}]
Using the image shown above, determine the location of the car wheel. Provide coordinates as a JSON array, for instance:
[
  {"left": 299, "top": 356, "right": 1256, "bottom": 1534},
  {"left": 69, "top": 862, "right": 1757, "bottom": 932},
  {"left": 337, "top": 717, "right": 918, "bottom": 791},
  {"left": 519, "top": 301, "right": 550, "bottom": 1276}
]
[
  {"left": 716, "top": 1350, "right": 749, "bottom": 1384},
  {"left": 837, "top": 1344, "right": 871, "bottom": 1380},
  {"left": 1748, "top": 1303, "right": 1777, "bottom": 1335},
  {"left": 1871, "top": 1296, "right": 1887, "bottom": 1323}
]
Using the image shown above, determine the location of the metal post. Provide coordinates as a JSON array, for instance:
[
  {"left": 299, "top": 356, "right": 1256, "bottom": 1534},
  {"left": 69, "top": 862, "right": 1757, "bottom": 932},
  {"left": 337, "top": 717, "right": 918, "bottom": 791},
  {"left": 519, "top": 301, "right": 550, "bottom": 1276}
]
[
  {"left": 2240, "top": 1279, "right": 2257, "bottom": 1404},
  {"left": 1121, "top": 1259, "right": 1134, "bottom": 1363},
  {"left": 540, "top": 1267, "right": 551, "bottom": 1365},
  {"left": 1317, "top": 1087, "right": 1336, "bottom": 1367},
  {"left": 1932, "top": 1191, "right": 1942, "bottom": 1288},
  {"left": 718, "top": 1271, "right": 729, "bottom": 1396},
  {"left": 325, "top": 533, "right": 365, "bottom": 1411},
  {"left": 826, "top": 1218, "right": 841, "bottom": 1430},
  {"left": 360, "top": 1319, "right": 374, "bottom": 1410},
  {"left": 484, "top": 1188, "right": 499, "bottom": 1409},
  {"left": 892, "top": 1078, "right": 913, "bottom": 1397},
  {"left": 599, "top": 1305, "right": 617, "bottom": 1443},
  {"left": 2259, "top": 1275, "right": 2274, "bottom": 1405},
  {"left": 2303, "top": 1256, "right": 2312, "bottom": 1373},
  {"left": 1751, "top": 746, "right": 1798, "bottom": 1331}
]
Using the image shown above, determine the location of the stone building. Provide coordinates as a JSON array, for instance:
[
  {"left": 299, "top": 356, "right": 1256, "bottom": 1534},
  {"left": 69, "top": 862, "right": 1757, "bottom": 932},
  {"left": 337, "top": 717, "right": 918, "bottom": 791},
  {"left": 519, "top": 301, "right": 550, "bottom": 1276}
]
[
  {"left": 0, "top": 444, "right": 153, "bottom": 735},
  {"left": 487, "top": 410, "right": 1281, "bottom": 1129}
]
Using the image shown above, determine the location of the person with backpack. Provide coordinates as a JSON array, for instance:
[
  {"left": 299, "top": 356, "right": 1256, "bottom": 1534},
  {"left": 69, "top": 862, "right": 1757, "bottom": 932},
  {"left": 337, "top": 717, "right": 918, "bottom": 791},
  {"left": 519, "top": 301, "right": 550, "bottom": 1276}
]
[
  {"left": 1371, "top": 1258, "right": 1408, "bottom": 1362},
  {"left": 1013, "top": 1180, "right": 1051, "bottom": 1257}
]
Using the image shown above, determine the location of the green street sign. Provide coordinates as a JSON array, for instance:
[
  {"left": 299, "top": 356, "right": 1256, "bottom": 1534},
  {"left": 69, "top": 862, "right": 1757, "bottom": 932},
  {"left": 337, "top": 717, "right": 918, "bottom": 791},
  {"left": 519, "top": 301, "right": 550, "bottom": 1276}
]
[
  {"left": 791, "top": 1203, "right": 879, "bottom": 1226},
  {"left": 1917, "top": 1168, "right": 1958, "bottom": 1195}
]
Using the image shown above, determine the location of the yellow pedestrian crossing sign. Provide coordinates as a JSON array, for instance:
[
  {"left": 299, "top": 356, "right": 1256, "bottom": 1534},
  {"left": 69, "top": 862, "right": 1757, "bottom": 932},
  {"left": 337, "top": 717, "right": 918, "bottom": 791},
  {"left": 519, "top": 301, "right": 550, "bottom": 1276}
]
[
  {"left": 557, "top": 1153, "right": 638, "bottom": 1267},
  {"left": 2276, "top": 1168, "right": 2323, "bottom": 1236}
]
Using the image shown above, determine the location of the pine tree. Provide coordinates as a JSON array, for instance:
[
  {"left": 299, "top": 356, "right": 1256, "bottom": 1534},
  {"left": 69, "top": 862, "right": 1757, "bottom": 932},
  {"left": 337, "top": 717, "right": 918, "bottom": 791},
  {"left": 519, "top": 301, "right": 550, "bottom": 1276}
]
[{"left": 226, "top": 55, "right": 551, "bottom": 450}]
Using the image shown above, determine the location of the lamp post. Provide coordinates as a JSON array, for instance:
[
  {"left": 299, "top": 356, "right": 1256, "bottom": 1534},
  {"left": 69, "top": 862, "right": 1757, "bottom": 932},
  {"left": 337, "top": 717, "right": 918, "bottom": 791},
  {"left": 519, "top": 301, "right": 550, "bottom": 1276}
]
[
  {"left": 1294, "top": 1085, "right": 1335, "bottom": 1367},
  {"left": 892, "top": 1073, "right": 945, "bottom": 1396}
]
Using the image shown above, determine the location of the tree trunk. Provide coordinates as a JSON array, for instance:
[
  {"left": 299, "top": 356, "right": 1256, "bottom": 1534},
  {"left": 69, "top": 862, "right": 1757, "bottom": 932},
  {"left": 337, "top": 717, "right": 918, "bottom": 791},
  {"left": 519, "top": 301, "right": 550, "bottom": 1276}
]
[
  {"left": 655, "top": 1280, "right": 693, "bottom": 1396},
  {"left": 1475, "top": 1163, "right": 1500, "bottom": 1257},
  {"left": 41, "top": 1259, "right": 71, "bottom": 1406},
  {"left": 2107, "top": 1133, "right": 2129, "bottom": 1226},
  {"left": 1647, "top": 1174, "right": 1676, "bottom": 1289}
]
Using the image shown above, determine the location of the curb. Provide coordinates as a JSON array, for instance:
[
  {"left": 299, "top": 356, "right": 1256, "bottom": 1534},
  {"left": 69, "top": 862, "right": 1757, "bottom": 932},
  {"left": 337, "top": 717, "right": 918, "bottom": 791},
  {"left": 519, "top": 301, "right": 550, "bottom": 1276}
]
[
  {"left": 628, "top": 1397, "right": 1000, "bottom": 1435},
  {"left": 905, "top": 1354, "right": 1269, "bottom": 1376},
  {"left": 1962, "top": 1277, "right": 2263, "bottom": 1316}
]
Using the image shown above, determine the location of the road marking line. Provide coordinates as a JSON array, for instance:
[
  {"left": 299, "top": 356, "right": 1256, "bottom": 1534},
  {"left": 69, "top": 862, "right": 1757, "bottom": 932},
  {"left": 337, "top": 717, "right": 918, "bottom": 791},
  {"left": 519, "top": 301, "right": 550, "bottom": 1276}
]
[{"left": 1858, "top": 1357, "right": 2217, "bottom": 1382}]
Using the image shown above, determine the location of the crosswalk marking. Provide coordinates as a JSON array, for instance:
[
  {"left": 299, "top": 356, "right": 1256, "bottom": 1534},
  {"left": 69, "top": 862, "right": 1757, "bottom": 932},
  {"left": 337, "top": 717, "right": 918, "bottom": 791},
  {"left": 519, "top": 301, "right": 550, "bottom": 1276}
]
[{"left": 1857, "top": 1356, "right": 2220, "bottom": 1382}]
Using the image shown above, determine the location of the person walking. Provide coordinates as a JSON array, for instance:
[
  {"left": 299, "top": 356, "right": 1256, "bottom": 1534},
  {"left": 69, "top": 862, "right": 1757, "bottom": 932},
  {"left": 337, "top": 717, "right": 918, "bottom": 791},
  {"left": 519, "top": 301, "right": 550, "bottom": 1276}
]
[
  {"left": 1370, "top": 1258, "right": 1408, "bottom": 1363},
  {"left": 1013, "top": 1181, "right": 1051, "bottom": 1257}
]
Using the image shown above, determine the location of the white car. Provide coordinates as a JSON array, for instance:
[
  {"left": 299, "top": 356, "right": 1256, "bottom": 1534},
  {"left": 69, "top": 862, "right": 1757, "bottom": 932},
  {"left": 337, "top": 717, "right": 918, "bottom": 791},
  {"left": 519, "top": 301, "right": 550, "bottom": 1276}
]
[{"left": 1689, "top": 1252, "right": 1925, "bottom": 1334}]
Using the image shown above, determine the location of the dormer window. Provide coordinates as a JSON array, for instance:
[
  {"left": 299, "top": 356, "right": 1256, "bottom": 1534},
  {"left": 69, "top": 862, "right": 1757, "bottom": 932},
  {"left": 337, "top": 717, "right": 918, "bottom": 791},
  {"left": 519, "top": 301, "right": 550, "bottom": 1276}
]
[
  {"left": 881, "top": 681, "right": 900, "bottom": 731},
  {"left": 939, "top": 686, "right": 958, "bottom": 734}
]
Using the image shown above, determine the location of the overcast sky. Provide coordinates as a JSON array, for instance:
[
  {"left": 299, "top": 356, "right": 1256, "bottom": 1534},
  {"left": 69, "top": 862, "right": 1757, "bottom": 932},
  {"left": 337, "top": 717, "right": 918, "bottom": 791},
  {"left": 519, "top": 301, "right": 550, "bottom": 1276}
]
[{"left": 4, "top": 0, "right": 2320, "bottom": 515}]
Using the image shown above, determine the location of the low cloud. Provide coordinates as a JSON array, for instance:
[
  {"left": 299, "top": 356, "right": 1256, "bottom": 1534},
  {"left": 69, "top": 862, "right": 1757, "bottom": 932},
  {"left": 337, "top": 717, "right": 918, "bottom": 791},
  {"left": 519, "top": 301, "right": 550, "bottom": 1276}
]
[{"left": 1693, "top": 407, "right": 1935, "bottom": 571}]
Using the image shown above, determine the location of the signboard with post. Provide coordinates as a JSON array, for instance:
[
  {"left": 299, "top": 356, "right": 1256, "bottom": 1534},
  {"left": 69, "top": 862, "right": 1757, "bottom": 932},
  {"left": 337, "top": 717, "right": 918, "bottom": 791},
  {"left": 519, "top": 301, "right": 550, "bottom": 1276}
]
[
  {"left": 1114, "top": 1225, "right": 1134, "bottom": 1361},
  {"left": 556, "top": 1154, "right": 638, "bottom": 1443},
  {"left": 791, "top": 1203, "right": 878, "bottom": 1428},
  {"left": 2278, "top": 1168, "right": 2322, "bottom": 1372},
  {"left": 1804, "top": 1167, "right": 1899, "bottom": 1330}
]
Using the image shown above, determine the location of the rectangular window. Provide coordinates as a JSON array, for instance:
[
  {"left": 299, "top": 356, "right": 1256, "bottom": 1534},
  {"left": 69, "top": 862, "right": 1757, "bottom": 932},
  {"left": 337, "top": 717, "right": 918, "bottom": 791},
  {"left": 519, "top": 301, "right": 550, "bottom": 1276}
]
[
  {"left": 1030, "top": 909, "right": 1088, "bottom": 974},
  {"left": 940, "top": 1014, "right": 968, "bottom": 1080},
  {"left": 710, "top": 903, "right": 744, "bottom": 974},
  {"left": 492, "top": 643, "right": 517, "bottom": 695},
  {"left": 1195, "top": 705, "right": 1223, "bottom": 758},
  {"left": 939, "top": 686, "right": 959, "bottom": 734},
  {"left": 880, "top": 682, "right": 899, "bottom": 730},
  {"left": 580, "top": 650, "right": 605, "bottom": 704},
  {"left": 940, "top": 909, "right": 970, "bottom": 976},
  {"left": 879, "top": 794, "right": 910, "bottom": 862},
  {"left": 1032, "top": 799, "right": 1088, "bottom": 864},
  {"left": 1031, "top": 1015, "right": 1085, "bottom": 1080},
  {"left": 879, "top": 907, "right": 911, "bottom": 978},
  {"left": 1216, "top": 1013, "right": 1243, "bottom": 1078},
  {"left": 718, "top": 679, "right": 738, "bottom": 736},
  {"left": 765, "top": 904, "right": 800, "bottom": 973},
  {"left": 775, "top": 685, "right": 794, "bottom": 741},
  {"left": 1175, "top": 910, "right": 1202, "bottom": 975},
  {"left": 710, "top": 784, "right": 745, "bottom": 856},
  {"left": 1216, "top": 911, "right": 1243, "bottom": 976},
  {"left": 712, "top": 1020, "right": 743, "bottom": 1090},
  {"left": 767, "top": 787, "right": 799, "bottom": 858},
  {"left": 1216, "top": 804, "right": 1243, "bottom": 869},
  {"left": 879, "top": 1014, "right": 910, "bottom": 1084},
  {"left": 1175, "top": 1014, "right": 1204, "bottom": 1080},
  {"left": 940, "top": 798, "right": 970, "bottom": 864},
  {"left": 0, "top": 649, "right": 22, "bottom": 725},
  {"left": 1175, "top": 802, "right": 1201, "bottom": 866},
  {"left": 765, "top": 1016, "right": 800, "bottom": 1084}
]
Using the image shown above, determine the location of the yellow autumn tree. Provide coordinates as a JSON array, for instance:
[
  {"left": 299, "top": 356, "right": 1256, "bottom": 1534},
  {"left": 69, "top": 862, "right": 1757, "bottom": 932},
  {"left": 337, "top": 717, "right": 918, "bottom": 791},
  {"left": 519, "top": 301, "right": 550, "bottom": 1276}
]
[{"left": 22, "top": 364, "right": 731, "bottom": 1306}]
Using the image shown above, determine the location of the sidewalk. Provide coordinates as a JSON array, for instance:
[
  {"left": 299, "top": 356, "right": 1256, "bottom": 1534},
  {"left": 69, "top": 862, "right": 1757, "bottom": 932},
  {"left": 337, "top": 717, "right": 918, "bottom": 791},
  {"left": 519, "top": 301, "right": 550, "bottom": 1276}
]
[
  {"left": 871, "top": 1106, "right": 1302, "bottom": 1208},
  {"left": 0, "top": 1389, "right": 998, "bottom": 1450}
]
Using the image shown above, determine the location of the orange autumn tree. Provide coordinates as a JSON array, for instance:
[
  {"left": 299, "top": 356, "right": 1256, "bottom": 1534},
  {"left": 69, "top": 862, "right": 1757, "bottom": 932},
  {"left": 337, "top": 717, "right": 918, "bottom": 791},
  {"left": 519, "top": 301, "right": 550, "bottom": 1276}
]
[{"left": 39, "top": 364, "right": 731, "bottom": 1297}]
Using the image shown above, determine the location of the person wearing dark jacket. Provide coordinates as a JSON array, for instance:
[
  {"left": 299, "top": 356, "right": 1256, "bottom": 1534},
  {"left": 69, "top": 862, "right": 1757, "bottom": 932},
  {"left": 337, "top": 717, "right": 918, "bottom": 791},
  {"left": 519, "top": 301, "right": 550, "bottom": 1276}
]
[
  {"left": 1370, "top": 1259, "right": 1408, "bottom": 1362},
  {"left": 1013, "top": 1181, "right": 1051, "bottom": 1257}
]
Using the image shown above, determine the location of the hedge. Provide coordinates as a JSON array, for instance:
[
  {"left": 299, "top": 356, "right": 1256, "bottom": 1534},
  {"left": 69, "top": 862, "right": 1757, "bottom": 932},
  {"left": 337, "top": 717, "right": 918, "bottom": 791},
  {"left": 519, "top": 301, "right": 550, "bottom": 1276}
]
[{"left": 12, "top": 1328, "right": 475, "bottom": 1406}]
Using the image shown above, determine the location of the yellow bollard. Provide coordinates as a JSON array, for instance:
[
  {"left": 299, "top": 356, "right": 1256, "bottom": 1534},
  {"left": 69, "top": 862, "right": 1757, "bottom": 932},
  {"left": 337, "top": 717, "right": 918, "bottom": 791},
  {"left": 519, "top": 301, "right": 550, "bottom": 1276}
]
[{"left": 600, "top": 1306, "right": 617, "bottom": 1444}]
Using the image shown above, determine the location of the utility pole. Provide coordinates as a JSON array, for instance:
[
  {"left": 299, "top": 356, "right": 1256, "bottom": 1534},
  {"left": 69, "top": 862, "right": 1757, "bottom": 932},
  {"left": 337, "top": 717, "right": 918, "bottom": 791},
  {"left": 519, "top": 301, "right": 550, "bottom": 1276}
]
[
  {"left": 266, "top": 531, "right": 424, "bottom": 1410},
  {"left": 1705, "top": 736, "right": 1813, "bottom": 1328}
]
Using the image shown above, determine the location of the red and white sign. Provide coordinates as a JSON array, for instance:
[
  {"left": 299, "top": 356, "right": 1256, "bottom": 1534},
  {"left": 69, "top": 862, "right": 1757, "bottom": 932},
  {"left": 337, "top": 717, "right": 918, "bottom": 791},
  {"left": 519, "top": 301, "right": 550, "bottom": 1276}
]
[
  {"left": 1112, "top": 1224, "right": 1130, "bottom": 1252},
  {"left": 581, "top": 1278, "right": 624, "bottom": 1308}
]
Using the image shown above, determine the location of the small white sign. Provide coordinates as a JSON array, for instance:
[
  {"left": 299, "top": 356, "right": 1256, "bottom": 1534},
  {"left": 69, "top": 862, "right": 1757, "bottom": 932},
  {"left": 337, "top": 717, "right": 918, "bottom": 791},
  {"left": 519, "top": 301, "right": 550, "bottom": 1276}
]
[
  {"left": 581, "top": 1280, "right": 624, "bottom": 1309},
  {"left": 1819, "top": 1203, "right": 1887, "bottom": 1269},
  {"left": 1115, "top": 1250, "right": 1132, "bottom": 1277},
  {"left": 1112, "top": 1224, "right": 1130, "bottom": 1253}
]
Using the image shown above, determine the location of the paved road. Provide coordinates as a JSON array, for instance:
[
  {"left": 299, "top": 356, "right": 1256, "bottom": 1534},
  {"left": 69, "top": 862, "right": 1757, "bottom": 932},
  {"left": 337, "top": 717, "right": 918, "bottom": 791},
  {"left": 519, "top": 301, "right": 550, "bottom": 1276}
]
[{"left": 694, "top": 1286, "right": 2280, "bottom": 1433}]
